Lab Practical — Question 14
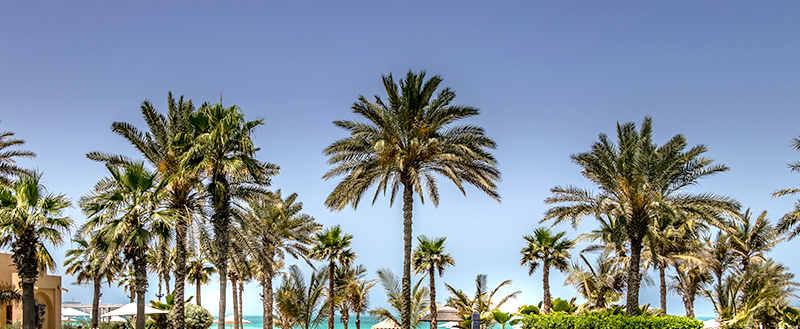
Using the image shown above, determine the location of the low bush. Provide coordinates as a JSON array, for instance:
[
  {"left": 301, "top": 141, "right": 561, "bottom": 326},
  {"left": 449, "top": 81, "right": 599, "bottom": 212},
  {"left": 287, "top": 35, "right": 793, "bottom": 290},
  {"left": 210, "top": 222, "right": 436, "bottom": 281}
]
[{"left": 521, "top": 312, "right": 703, "bottom": 329}]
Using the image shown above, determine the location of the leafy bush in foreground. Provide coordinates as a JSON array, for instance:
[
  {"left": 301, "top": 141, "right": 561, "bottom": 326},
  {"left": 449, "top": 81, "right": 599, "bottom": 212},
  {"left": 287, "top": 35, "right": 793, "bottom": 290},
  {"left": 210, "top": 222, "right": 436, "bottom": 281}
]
[{"left": 521, "top": 312, "right": 703, "bottom": 329}]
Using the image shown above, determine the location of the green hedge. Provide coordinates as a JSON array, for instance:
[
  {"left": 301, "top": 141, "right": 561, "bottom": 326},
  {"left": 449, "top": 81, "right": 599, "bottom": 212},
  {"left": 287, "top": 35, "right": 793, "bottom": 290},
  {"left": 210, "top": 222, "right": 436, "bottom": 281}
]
[{"left": 521, "top": 312, "right": 703, "bottom": 329}]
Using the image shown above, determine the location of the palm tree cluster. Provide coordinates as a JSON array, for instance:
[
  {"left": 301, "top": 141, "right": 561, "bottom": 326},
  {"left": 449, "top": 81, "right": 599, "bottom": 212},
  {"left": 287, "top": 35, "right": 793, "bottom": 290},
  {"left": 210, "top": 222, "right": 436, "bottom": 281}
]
[
  {"left": 533, "top": 119, "right": 800, "bottom": 329},
  {"left": 2, "top": 72, "right": 799, "bottom": 329},
  {"left": 57, "top": 94, "right": 337, "bottom": 329}
]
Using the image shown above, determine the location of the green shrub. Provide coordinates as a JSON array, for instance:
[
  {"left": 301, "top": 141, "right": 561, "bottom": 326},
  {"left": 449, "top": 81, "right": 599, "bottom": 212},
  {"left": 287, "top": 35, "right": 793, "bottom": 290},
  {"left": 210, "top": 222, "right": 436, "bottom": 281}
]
[
  {"left": 521, "top": 312, "right": 703, "bottom": 329},
  {"left": 180, "top": 304, "right": 213, "bottom": 329}
]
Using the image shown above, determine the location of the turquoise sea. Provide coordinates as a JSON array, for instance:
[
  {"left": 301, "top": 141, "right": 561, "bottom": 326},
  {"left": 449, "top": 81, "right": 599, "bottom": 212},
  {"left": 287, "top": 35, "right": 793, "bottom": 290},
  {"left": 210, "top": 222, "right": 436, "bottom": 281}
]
[
  {"left": 236, "top": 315, "right": 715, "bottom": 329},
  {"left": 238, "top": 315, "right": 380, "bottom": 329}
]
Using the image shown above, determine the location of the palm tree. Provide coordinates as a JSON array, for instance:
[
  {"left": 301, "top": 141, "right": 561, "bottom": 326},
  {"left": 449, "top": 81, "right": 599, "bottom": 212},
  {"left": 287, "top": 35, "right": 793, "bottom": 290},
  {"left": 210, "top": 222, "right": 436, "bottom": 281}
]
[
  {"left": 445, "top": 274, "right": 520, "bottom": 329},
  {"left": 274, "top": 264, "right": 327, "bottom": 329},
  {"left": 0, "top": 172, "right": 73, "bottom": 329},
  {"left": 63, "top": 238, "right": 121, "bottom": 329},
  {"left": 644, "top": 213, "right": 705, "bottom": 312},
  {"left": 708, "top": 231, "right": 735, "bottom": 287},
  {"left": 336, "top": 264, "right": 367, "bottom": 329},
  {"left": 240, "top": 190, "right": 321, "bottom": 329},
  {"left": 670, "top": 257, "right": 712, "bottom": 318},
  {"left": 0, "top": 129, "right": 35, "bottom": 187},
  {"left": 727, "top": 209, "right": 782, "bottom": 275},
  {"left": 0, "top": 282, "right": 21, "bottom": 306},
  {"left": 182, "top": 103, "right": 279, "bottom": 329},
  {"left": 543, "top": 117, "right": 740, "bottom": 315},
  {"left": 148, "top": 237, "right": 174, "bottom": 301},
  {"left": 412, "top": 235, "right": 454, "bottom": 329},
  {"left": 87, "top": 93, "right": 203, "bottom": 329},
  {"left": 311, "top": 226, "right": 355, "bottom": 329},
  {"left": 186, "top": 252, "right": 216, "bottom": 306},
  {"left": 520, "top": 227, "right": 574, "bottom": 313},
  {"left": 563, "top": 250, "right": 626, "bottom": 309},
  {"left": 348, "top": 278, "right": 376, "bottom": 329},
  {"left": 773, "top": 136, "right": 800, "bottom": 239},
  {"left": 370, "top": 267, "right": 429, "bottom": 329},
  {"left": 80, "top": 162, "right": 171, "bottom": 329},
  {"left": 323, "top": 71, "right": 501, "bottom": 329}
]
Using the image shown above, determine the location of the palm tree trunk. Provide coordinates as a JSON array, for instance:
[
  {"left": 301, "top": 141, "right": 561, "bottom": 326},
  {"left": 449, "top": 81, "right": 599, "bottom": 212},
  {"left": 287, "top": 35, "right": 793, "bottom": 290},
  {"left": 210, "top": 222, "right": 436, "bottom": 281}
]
[
  {"left": 166, "top": 273, "right": 171, "bottom": 296},
  {"left": 401, "top": 177, "right": 413, "bottom": 329},
  {"left": 328, "top": 262, "right": 336, "bottom": 329},
  {"left": 13, "top": 233, "right": 38, "bottom": 329},
  {"left": 684, "top": 280, "right": 697, "bottom": 318},
  {"left": 174, "top": 217, "right": 188, "bottom": 329},
  {"left": 542, "top": 262, "right": 551, "bottom": 314},
  {"left": 158, "top": 279, "right": 163, "bottom": 301},
  {"left": 262, "top": 278, "right": 271, "bottom": 329},
  {"left": 213, "top": 186, "right": 231, "bottom": 329},
  {"left": 356, "top": 313, "right": 361, "bottom": 329},
  {"left": 264, "top": 249, "right": 275, "bottom": 329},
  {"left": 92, "top": 277, "right": 101, "bottom": 329},
  {"left": 20, "top": 280, "right": 34, "bottom": 329},
  {"left": 239, "top": 281, "right": 245, "bottom": 329},
  {"left": 659, "top": 264, "right": 667, "bottom": 312},
  {"left": 135, "top": 257, "right": 148, "bottom": 329},
  {"left": 429, "top": 268, "right": 437, "bottom": 329},
  {"left": 232, "top": 273, "right": 240, "bottom": 329},
  {"left": 625, "top": 235, "right": 644, "bottom": 316},
  {"left": 342, "top": 312, "right": 349, "bottom": 329},
  {"left": 197, "top": 280, "right": 202, "bottom": 306}
]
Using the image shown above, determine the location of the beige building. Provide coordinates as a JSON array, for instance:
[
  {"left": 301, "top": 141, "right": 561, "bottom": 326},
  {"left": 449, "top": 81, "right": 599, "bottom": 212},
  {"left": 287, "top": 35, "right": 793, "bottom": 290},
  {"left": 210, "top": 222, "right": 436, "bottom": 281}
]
[{"left": 0, "top": 253, "right": 62, "bottom": 329}]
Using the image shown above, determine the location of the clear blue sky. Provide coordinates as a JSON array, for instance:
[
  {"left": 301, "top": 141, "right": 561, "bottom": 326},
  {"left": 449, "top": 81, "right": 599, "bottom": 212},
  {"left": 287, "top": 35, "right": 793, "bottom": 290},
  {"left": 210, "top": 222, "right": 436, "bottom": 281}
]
[{"left": 1, "top": 0, "right": 799, "bottom": 318}]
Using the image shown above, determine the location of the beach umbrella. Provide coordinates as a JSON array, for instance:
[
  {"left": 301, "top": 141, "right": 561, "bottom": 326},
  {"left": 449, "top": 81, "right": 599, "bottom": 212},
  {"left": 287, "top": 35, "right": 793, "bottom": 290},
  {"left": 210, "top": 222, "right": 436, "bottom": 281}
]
[
  {"left": 101, "top": 303, "right": 168, "bottom": 317},
  {"left": 62, "top": 307, "right": 90, "bottom": 317},
  {"left": 421, "top": 307, "right": 462, "bottom": 322},
  {"left": 371, "top": 319, "right": 401, "bottom": 329},
  {"left": 703, "top": 319, "right": 720, "bottom": 329},
  {"left": 213, "top": 315, "right": 252, "bottom": 324},
  {"left": 61, "top": 316, "right": 76, "bottom": 322},
  {"left": 107, "top": 316, "right": 128, "bottom": 323}
]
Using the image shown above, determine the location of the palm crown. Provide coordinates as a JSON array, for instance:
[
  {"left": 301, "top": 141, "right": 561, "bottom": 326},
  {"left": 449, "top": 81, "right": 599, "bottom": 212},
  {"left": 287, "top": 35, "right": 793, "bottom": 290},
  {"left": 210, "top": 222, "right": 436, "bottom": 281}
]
[{"left": 323, "top": 70, "right": 500, "bottom": 209}]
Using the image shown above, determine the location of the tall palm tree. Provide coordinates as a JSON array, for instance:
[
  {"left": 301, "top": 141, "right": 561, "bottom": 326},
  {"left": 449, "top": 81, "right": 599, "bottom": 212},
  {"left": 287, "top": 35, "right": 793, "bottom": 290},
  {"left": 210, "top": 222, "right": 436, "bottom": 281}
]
[
  {"left": 445, "top": 274, "right": 520, "bottom": 329},
  {"left": 411, "top": 236, "right": 454, "bottom": 329},
  {"left": 543, "top": 117, "right": 740, "bottom": 315},
  {"left": 80, "top": 162, "right": 171, "bottom": 329},
  {"left": 370, "top": 267, "right": 429, "bottom": 329},
  {"left": 520, "top": 227, "right": 574, "bottom": 313},
  {"left": 186, "top": 252, "right": 216, "bottom": 306},
  {"left": 563, "top": 250, "right": 626, "bottom": 309},
  {"left": 311, "top": 226, "right": 356, "bottom": 329},
  {"left": 773, "top": 136, "right": 800, "bottom": 239},
  {"left": 183, "top": 103, "right": 279, "bottom": 329},
  {"left": 87, "top": 93, "right": 202, "bottom": 329},
  {"left": 240, "top": 190, "right": 321, "bottom": 329},
  {"left": 323, "top": 71, "right": 501, "bottom": 329},
  {"left": 0, "top": 129, "right": 35, "bottom": 187},
  {"left": 0, "top": 172, "right": 73, "bottom": 329},
  {"left": 63, "top": 238, "right": 121, "bottom": 329}
]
